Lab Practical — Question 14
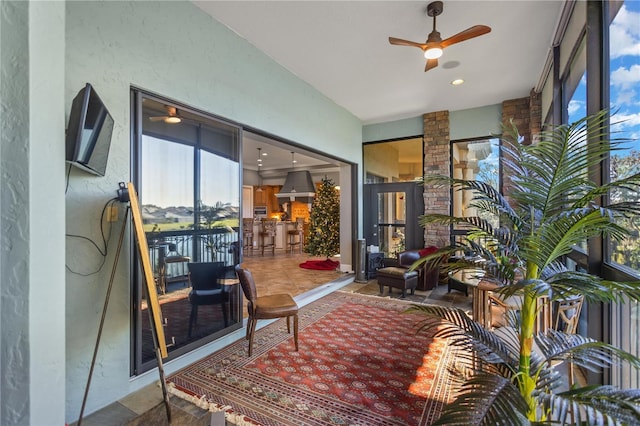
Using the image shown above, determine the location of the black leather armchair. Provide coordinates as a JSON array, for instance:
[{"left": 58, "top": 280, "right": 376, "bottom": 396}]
[
  {"left": 397, "top": 248, "right": 440, "bottom": 291},
  {"left": 375, "top": 248, "right": 440, "bottom": 297}
]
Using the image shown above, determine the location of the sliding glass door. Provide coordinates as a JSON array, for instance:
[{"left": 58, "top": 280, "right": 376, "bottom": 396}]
[{"left": 131, "top": 91, "right": 242, "bottom": 374}]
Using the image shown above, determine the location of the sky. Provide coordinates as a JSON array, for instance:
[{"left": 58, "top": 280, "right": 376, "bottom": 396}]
[
  {"left": 569, "top": 2, "right": 640, "bottom": 145},
  {"left": 141, "top": 135, "right": 240, "bottom": 208}
]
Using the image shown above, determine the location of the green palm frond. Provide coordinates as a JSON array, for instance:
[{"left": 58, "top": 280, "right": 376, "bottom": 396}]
[
  {"left": 536, "top": 330, "right": 640, "bottom": 372},
  {"left": 407, "top": 305, "right": 520, "bottom": 369},
  {"left": 502, "top": 111, "right": 621, "bottom": 225},
  {"left": 495, "top": 279, "right": 551, "bottom": 300},
  {"left": 420, "top": 175, "right": 523, "bottom": 228},
  {"left": 413, "top": 111, "right": 640, "bottom": 425},
  {"left": 431, "top": 372, "right": 531, "bottom": 426},
  {"left": 530, "top": 208, "right": 630, "bottom": 270},
  {"left": 574, "top": 174, "right": 640, "bottom": 209},
  {"left": 547, "top": 271, "right": 640, "bottom": 303},
  {"left": 543, "top": 385, "right": 640, "bottom": 425}
]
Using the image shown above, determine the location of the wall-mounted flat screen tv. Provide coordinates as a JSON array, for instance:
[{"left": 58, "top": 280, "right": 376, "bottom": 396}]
[{"left": 65, "top": 83, "right": 114, "bottom": 176}]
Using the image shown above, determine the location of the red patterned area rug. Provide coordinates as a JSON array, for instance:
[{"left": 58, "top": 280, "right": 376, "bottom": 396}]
[{"left": 167, "top": 291, "right": 457, "bottom": 425}]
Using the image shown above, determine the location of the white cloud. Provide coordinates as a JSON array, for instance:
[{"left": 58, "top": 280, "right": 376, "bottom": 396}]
[
  {"left": 611, "top": 111, "right": 640, "bottom": 135},
  {"left": 613, "top": 88, "right": 637, "bottom": 107},
  {"left": 611, "top": 64, "right": 640, "bottom": 88},
  {"left": 567, "top": 99, "right": 583, "bottom": 116},
  {"left": 610, "top": 5, "right": 640, "bottom": 59}
]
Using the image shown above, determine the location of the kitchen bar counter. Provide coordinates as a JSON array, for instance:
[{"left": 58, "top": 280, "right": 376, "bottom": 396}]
[{"left": 248, "top": 220, "right": 303, "bottom": 251}]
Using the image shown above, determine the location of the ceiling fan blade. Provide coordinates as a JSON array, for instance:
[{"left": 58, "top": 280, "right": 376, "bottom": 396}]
[
  {"left": 441, "top": 25, "right": 491, "bottom": 48},
  {"left": 149, "top": 116, "right": 167, "bottom": 122},
  {"left": 389, "top": 37, "right": 427, "bottom": 49},
  {"left": 425, "top": 58, "right": 438, "bottom": 72}
]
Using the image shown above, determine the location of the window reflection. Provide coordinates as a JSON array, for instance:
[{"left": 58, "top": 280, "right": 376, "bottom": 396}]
[
  {"left": 363, "top": 138, "right": 423, "bottom": 183},
  {"left": 376, "top": 192, "right": 406, "bottom": 257},
  {"left": 134, "top": 95, "right": 242, "bottom": 373},
  {"left": 608, "top": 1, "right": 640, "bottom": 271},
  {"left": 608, "top": 0, "right": 640, "bottom": 390},
  {"left": 452, "top": 138, "right": 500, "bottom": 227}
]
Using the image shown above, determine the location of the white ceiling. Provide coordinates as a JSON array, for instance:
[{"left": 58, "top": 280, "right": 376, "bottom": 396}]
[
  {"left": 194, "top": 0, "right": 564, "bottom": 126},
  {"left": 192, "top": 1, "right": 565, "bottom": 172}
]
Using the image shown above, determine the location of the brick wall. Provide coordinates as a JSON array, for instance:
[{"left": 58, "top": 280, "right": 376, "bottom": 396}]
[
  {"left": 529, "top": 88, "right": 542, "bottom": 142},
  {"left": 500, "top": 93, "right": 541, "bottom": 197},
  {"left": 502, "top": 93, "right": 541, "bottom": 146},
  {"left": 422, "top": 110, "right": 450, "bottom": 246}
]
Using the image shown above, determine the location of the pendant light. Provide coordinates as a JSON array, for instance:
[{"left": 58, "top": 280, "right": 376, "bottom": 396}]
[{"left": 256, "top": 148, "right": 263, "bottom": 192}]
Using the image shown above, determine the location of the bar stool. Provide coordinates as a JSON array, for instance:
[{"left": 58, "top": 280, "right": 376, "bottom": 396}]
[
  {"left": 242, "top": 218, "right": 254, "bottom": 255},
  {"left": 287, "top": 218, "right": 305, "bottom": 254},
  {"left": 259, "top": 218, "right": 277, "bottom": 256}
]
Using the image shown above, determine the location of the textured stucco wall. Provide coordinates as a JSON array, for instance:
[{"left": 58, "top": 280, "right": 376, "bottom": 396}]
[
  {"left": 1, "top": 2, "right": 31, "bottom": 422},
  {"left": 1, "top": 1, "right": 66, "bottom": 425},
  {"left": 64, "top": 1, "right": 362, "bottom": 421},
  {"left": 29, "top": 2, "right": 66, "bottom": 424},
  {"left": 362, "top": 104, "right": 503, "bottom": 144}
]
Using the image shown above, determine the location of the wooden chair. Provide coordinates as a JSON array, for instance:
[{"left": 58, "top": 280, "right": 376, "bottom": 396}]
[
  {"left": 554, "top": 295, "right": 584, "bottom": 334},
  {"left": 259, "top": 218, "right": 277, "bottom": 256},
  {"left": 235, "top": 265, "right": 299, "bottom": 356},
  {"left": 287, "top": 218, "right": 305, "bottom": 254},
  {"left": 477, "top": 280, "right": 551, "bottom": 332}
]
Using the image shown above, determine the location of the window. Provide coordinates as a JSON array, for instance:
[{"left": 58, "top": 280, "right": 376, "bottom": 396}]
[
  {"left": 565, "top": 39, "right": 588, "bottom": 253},
  {"left": 608, "top": 0, "right": 640, "bottom": 390},
  {"left": 608, "top": 1, "right": 640, "bottom": 271},
  {"left": 363, "top": 138, "right": 423, "bottom": 183},
  {"left": 132, "top": 93, "right": 242, "bottom": 374},
  {"left": 451, "top": 138, "right": 500, "bottom": 243}
]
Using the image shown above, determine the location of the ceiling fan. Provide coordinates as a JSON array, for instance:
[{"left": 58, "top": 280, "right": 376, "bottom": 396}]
[
  {"left": 149, "top": 105, "right": 182, "bottom": 124},
  {"left": 389, "top": 1, "right": 491, "bottom": 72}
]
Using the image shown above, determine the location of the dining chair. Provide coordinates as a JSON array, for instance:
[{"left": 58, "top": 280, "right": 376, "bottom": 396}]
[
  {"left": 235, "top": 265, "right": 299, "bottom": 356},
  {"left": 187, "top": 262, "right": 229, "bottom": 338},
  {"left": 554, "top": 294, "right": 584, "bottom": 334}
]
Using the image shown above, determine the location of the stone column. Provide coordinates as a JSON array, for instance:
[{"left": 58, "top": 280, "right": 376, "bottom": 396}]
[{"left": 423, "top": 111, "right": 450, "bottom": 246}]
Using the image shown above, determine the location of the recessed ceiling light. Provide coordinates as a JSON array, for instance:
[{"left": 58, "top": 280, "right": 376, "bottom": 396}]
[{"left": 451, "top": 79, "right": 465, "bottom": 86}]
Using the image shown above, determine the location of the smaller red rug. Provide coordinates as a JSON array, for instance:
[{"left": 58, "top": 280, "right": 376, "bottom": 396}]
[{"left": 299, "top": 259, "right": 340, "bottom": 270}]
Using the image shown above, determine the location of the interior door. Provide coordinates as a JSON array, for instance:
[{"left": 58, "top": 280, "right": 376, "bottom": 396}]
[{"left": 363, "top": 182, "right": 424, "bottom": 258}]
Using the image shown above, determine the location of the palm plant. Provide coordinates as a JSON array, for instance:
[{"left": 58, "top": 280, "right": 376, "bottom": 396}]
[{"left": 409, "top": 110, "right": 640, "bottom": 425}]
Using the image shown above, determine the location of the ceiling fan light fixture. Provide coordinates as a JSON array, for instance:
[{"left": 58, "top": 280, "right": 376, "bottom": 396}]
[
  {"left": 389, "top": 1, "right": 490, "bottom": 72},
  {"left": 451, "top": 78, "right": 465, "bottom": 86},
  {"left": 163, "top": 116, "right": 182, "bottom": 124},
  {"left": 424, "top": 47, "right": 443, "bottom": 59}
]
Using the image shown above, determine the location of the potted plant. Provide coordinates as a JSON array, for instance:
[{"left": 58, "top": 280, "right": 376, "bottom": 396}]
[{"left": 409, "top": 110, "right": 640, "bottom": 425}]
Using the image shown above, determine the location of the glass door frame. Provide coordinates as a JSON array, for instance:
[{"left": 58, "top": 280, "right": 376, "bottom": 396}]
[{"left": 363, "top": 182, "right": 425, "bottom": 258}]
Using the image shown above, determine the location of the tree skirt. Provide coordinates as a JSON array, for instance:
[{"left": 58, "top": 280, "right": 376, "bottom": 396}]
[
  {"left": 167, "top": 291, "right": 458, "bottom": 425},
  {"left": 299, "top": 259, "right": 340, "bottom": 270}
]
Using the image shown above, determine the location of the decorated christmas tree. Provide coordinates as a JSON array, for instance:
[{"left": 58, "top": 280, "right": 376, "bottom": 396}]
[{"left": 305, "top": 176, "right": 340, "bottom": 259}]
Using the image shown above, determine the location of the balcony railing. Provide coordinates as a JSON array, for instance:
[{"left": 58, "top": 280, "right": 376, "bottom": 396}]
[{"left": 147, "top": 227, "right": 239, "bottom": 290}]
